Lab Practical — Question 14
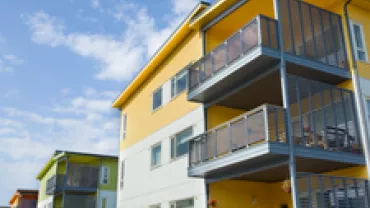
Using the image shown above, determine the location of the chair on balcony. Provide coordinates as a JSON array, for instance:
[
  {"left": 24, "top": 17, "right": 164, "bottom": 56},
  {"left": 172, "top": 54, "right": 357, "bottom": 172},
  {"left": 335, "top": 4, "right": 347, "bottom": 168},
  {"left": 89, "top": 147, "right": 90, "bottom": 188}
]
[{"left": 325, "top": 126, "right": 355, "bottom": 152}]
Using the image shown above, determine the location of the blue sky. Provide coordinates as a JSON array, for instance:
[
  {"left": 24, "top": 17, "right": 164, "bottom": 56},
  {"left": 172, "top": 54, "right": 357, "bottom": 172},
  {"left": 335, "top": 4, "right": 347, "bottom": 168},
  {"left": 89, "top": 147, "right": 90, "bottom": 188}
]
[{"left": 0, "top": 0, "right": 207, "bottom": 205}]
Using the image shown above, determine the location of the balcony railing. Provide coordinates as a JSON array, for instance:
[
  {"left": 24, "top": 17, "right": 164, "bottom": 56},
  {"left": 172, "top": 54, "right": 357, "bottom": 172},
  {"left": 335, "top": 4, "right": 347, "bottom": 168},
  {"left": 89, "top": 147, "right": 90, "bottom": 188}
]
[
  {"left": 46, "top": 165, "right": 99, "bottom": 195},
  {"left": 189, "top": 104, "right": 285, "bottom": 166},
  {"left": 64, "top": 194, "right": 96, "bottom": 208},
  {"left": 189, "top": 99, "right": 363, "bottom": 167},
  {"left": 297, "top": 173, "right": 370, "bottom": 207},
  {"left": 188, "top": 15, "right": 279, "bottom": 91}
]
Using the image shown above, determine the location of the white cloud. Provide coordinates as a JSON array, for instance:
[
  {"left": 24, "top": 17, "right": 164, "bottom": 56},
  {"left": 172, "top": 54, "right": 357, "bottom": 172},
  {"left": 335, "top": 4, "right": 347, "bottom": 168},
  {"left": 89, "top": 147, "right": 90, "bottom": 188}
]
[
  {"left": 3, "top": 54, "right": 24, "bottom": 65},
  {"left": 0, "top": 54, "right": 23, "bottom": 73},
  {"left": 4, "top": 89, "right": 20, "bottom": 99},
  {"left": 91, "top": 0, "right": 100, "bottom": 9},
  {"left": 60, "top": 88, "right": 71, "bottom": 96},
  {"left": 26, "top": 0, "right": 198, "bottom": 81}
]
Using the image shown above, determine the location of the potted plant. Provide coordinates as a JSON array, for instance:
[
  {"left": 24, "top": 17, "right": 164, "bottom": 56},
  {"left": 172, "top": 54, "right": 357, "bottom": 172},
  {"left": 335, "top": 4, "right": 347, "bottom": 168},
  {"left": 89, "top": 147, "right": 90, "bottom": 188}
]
[
  {"left": 282, "top": 179, "right": 291, "bottom": 193},
  {"left": 208, "top": 199, "right": 217, "bottom": 207}
]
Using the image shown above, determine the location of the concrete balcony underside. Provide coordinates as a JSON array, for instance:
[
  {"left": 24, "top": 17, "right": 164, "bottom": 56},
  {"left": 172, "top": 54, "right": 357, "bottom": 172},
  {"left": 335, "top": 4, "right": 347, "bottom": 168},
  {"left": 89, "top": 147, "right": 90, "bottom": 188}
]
[{"left": 189, "top": 142, "right": 365, "bottom": 182}]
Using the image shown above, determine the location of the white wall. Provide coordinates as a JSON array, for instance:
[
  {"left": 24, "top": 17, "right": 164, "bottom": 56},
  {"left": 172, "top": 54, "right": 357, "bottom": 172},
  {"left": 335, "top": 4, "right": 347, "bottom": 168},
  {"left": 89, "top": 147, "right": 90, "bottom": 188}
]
[
  {"left": 98, "top": 190, "right": 117, "bottom": 208},
  {"left": 117, "top": 106, "right": 206, "bottom": 208},
  {"left": 37, "top": 196, "right": 53, "bottom": 208}
]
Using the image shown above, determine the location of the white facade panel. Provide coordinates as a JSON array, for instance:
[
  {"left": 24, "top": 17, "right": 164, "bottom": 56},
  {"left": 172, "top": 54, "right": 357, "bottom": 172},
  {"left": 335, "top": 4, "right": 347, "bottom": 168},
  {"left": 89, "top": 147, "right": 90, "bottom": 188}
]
[
  {"left": 37, "top": 196, "right": 53, "bottom": 208},
  {"left": 98, "top": 190, "right": 117, "bottom": 208},
  {"left": 118, "top": 106, "right": 206, "bottom": 208}
]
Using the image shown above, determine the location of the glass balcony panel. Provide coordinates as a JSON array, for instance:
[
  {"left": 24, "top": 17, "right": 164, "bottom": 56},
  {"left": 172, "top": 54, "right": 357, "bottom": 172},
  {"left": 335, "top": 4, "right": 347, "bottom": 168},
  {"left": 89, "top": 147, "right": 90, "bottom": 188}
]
[
  {"left": 227, "top": 33, "right": 242, "bottom": 63},
  {"left": 241, "top": 21, "right": 259, "bottom": 53},
  {"left": 203, "top": 55, "right": 213, "bottom": 81},
  {"left": 213, "top": 44, "right": 227, "bottom": 72},
  {"left": 231, "top": 118, "right": 248, "bottom": 151},
  {"left": 215, "top": 126, "right": 229, "bottom": 157}
]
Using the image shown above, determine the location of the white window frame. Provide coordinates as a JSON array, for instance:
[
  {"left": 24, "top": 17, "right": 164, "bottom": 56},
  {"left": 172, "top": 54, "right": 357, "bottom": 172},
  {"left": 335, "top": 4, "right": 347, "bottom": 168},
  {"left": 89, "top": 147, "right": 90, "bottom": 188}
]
[
  {"left": 121, "top": 114, "right": 127, "bottom": 140},
  {"left": 150, "top": 142, "right": 162, "bottom": 168},
  {"left": 170, "top": 126, "right": 193, "bottom": 160},
  {"left": 350, "top": 21, "right": 368, "bottom": 62},
  {"left": 169, "top": 198, "right": 194, "bottom": 208},
  {"left": 171, "top": 70, "right": 188, "bottom": 99},
  {"left": 152, "top": 86, "right": 163, "bottom": 111},
  {"left": 120, "top": 160, "right": 125, "bottom": 190},
  {"left": 100, "top": 165, "right": 110, "bottom": 185}
]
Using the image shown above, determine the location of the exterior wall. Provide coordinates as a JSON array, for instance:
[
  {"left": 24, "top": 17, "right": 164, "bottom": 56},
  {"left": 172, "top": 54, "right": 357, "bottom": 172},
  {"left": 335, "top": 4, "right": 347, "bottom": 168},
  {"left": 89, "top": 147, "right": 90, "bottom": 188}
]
[
  {"left": 205, "top": 0, "right": 275, "bottom": 53},
  {"left": 99, "top": 159, "right": 118, "bottom": 191},
  {"left": 118, "top": 106, "right": 206, "bottom": 208},
  {"left": 36, "top": 196, "right": 52, "bottom": 208},
  {"left": 98, "top": 191, "right": 116, "bottom": 208},
  {"left": 120, "top": 31, "right": 203, "bottom": 151},
  {"left": 207, "top": 105, "right": 245, "bottom": 129},
  {"left": 38, "top": 163, "right": 56, "bottom": 203},
  {"left": 209, "top": 180, "right": 292, "bottom": 208}
]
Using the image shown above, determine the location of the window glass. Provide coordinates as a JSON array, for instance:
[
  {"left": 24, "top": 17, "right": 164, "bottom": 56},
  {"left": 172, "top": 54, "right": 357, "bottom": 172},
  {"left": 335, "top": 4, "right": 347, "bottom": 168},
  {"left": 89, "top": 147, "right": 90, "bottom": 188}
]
[
  {"left": 120, "top": 161, "right": 125, "bottom": 189},
  {"left": 171, "top": 71, "right": 188, "bottom": 98},
  {"left": 121, "top": 114, "right": 127, "bottom": 140},
  {"left": 153, "top": 87, "right": 163, "bottom": 110},
  {"left": 100, "top": 166, "right": 109, "bottom": 184},
  {"left": 170, "top": 198, "right": 194, "bottom": 208},
  {"left": 351, "top": 22, "right": 368, "bottom": 62},
  {"left": 171, "top": 127, "right": 193, "bottom": 159},
  {"left": 151, "top": 144, "right": 161, "bottom": 167}
]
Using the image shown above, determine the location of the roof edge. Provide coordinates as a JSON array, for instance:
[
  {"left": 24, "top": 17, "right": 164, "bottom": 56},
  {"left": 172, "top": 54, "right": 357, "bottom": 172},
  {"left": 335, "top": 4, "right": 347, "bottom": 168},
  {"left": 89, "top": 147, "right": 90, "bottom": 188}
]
[{"left": 112, "top": 2, "right": 209, "bottom": 109}]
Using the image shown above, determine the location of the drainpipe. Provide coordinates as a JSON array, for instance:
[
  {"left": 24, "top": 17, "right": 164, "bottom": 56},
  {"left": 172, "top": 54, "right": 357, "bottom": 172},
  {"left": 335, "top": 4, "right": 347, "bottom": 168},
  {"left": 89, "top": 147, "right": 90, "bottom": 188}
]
[
  {"left": 274, "top": 0, "right": 299, "bottom": 207},
  {"left": 344, "top": 0, "right": 370, "bottom": 179}
]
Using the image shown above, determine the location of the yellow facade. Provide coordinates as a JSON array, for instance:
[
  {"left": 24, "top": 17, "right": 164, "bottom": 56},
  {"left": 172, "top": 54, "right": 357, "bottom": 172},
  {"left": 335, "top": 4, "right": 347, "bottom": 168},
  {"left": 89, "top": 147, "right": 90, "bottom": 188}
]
[
  {"left": 205, "top": 0, "right": 275, "bottom": 52},
  {"left": 119, "top": 31, "right": 202, "bottom": 151}
]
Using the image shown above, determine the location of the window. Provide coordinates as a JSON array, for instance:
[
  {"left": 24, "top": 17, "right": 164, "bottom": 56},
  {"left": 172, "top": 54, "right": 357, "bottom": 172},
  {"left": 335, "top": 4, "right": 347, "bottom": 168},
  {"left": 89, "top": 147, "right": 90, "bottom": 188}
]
[
  {"left": 171, "top": 127, "right": 193, "bottom": 159},
  {"left": 153, "top": 87, "right": 163, "bottom": 111},
  {"left": 121, "top": 114, "right": 127, "bottom": 140},
  {"left": 171, "top": 70, "right": 188, "bottom": 98},
  {"left": 100, "top": 166, "right": 110, "bottom": 184},
  {"left": 351, "top": 21, "right": 368, "bottom": 62},
  {"left": 120, "top": 160, "right": 125, "bottom": 189},
  {"left": 170, "top": 198, "right": 194, "bottom": 208},
  {"left": 102, "top": 197, "right": 107, "bottom": 208},
  {"left": 151, "top": 143, "right": 162, "bottom": 168}
]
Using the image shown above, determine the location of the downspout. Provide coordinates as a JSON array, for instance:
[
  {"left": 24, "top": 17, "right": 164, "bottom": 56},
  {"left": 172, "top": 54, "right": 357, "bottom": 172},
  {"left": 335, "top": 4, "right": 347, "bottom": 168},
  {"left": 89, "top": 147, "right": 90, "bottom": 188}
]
[
  {"left": 344, "top": 0, "right": 370, "bottom": 178},
  {"left": 274, "top": 0, "right": 299, "bottom": 207}
]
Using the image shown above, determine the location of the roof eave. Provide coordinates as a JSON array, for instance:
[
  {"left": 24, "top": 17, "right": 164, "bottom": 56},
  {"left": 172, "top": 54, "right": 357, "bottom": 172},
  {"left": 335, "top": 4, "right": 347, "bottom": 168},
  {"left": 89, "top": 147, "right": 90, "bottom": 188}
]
[{"left": 112, "top": 2, "right": 209, "bottom": 109}]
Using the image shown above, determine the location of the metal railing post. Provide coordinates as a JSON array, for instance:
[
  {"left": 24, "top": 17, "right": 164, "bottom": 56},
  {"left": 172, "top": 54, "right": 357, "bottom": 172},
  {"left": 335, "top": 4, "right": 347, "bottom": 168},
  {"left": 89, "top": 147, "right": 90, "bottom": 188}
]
[
  {"left": 264, "top": 106, "right": 270, "bottom": 142},
  {"left": 228, "top": 124, "right": 233, "bottom": 153}
]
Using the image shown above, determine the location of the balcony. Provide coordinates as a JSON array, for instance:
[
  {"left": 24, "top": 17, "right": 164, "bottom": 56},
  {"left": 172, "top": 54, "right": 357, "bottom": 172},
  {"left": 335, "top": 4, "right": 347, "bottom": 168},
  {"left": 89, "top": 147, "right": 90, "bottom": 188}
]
[
  {"left": 46, "top": 165, "right": 99, "bottom": 195},
  {"left": 188, "top": 0, "right": 350, "bottom": 105},
  {"left": 64, "top": 194, "right": 96, "bottom": 208},
  {"left": 188, "top": 15, "right": 280, "bottom": 103},
  {"left": 188, "top": 87, "right": 365, "bottom": 182}
]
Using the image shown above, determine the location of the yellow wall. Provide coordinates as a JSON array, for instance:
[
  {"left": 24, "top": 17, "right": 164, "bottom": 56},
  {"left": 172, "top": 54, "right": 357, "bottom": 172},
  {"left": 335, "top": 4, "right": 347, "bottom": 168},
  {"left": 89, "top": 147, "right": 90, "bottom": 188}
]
[
  {"left": 120, "top": 31, "right": 203, "bottom": 151},
  {"left": 205, "top": 0, "right": 275, "bottom": 53},
  {"left": 207, "top": 105, "right": 246, "bottom": 129},
  {"left": 326, "top": 165, "right": 368, "bottom": 179},
  {"left": 209, "top": 180, "right": 292, "bottom": 208}
]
